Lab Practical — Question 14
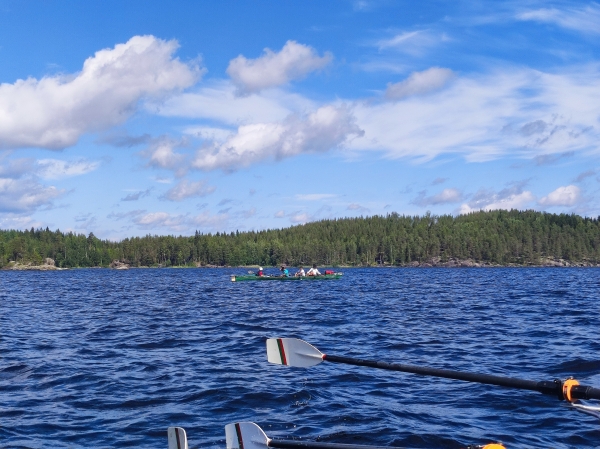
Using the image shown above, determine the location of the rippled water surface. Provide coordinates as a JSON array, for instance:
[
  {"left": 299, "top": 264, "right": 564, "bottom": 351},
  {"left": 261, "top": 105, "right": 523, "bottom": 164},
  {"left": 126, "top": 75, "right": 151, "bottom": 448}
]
[{"left": 1, "top": 268, "right": 600, "bottom": 448}]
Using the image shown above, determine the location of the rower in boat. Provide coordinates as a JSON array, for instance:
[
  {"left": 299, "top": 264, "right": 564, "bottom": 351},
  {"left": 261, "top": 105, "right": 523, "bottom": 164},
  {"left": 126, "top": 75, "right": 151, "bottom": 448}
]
[
  {"left": 280, "top": 264, "right": 289, "bottom": 277},
  {"left": 307, "top": 264, "right": 321, "bottom": 276},
  {"left": 256, "top": 267, "right": 264, "bottom": 277},
  {"left": 294, "top": 266, "right": 305, "bottom": 277},
  {"left": 231, "top": 271, "right": 342, "bottom": 281}
]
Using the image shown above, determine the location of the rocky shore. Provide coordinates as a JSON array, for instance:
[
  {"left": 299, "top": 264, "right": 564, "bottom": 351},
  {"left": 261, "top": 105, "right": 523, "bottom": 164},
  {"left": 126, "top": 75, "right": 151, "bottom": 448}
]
[
  {"left": 393, "top": 256, "right": 599, "bottom": 268},
  {"left": 3, "top": 257, "right": 598, "bottom": 270},
  {"left": 3, "top": 258, "right": 67, "bottom": 271},
  {"left": 109, "top": 260, "right": 130, "bottom": 270},
  {"left": 2, "top": 258, "right": 131, "bottom": 270}
]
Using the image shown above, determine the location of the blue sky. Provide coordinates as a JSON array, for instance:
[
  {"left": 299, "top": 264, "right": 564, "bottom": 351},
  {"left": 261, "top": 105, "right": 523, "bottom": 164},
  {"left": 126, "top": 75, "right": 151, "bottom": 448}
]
[{"left": 1, "top": 1, "right": 599, "bottom": 239}]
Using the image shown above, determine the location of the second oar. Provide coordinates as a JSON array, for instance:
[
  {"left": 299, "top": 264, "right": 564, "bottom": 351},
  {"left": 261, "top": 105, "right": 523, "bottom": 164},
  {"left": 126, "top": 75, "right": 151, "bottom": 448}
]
[{"left": 225, "top": 422, "right": 505, "bottom": 449}]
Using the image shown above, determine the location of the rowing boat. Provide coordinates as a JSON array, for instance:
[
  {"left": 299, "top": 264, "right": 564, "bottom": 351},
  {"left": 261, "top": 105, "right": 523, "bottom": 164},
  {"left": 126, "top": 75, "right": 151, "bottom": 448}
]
[{"left": 230, "top": 273, "right": 343, "bottom": 282}]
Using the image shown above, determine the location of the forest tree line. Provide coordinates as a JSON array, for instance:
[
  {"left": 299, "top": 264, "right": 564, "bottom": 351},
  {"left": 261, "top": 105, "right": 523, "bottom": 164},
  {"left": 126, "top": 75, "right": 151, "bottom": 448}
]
[{"left": 1, "top": 209, "right": 600, "bottom": 268}]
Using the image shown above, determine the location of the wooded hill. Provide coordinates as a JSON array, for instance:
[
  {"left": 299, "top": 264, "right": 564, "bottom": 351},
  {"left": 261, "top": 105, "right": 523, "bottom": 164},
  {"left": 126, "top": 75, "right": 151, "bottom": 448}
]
[{"left": 1, "top": 210, "right": 600, "bottom": 268}]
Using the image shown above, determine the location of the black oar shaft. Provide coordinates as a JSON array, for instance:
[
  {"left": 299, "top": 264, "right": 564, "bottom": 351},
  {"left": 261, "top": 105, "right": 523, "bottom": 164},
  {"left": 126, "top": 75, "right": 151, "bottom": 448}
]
[
  {"left": 323, "top": 355, "right": 600, "bottom": 401},
  {"left": 269, "top": 439, "right": 399, "bottom": 449},
  {"left": 325, "top": 354, "right": 539, "bottom": 390}
]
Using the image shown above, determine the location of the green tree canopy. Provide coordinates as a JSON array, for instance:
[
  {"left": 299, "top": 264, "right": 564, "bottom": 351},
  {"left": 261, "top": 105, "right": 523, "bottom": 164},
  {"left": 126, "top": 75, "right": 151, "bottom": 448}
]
[{"left": 1, "top": 210, "right": 599, "bottom": 268}]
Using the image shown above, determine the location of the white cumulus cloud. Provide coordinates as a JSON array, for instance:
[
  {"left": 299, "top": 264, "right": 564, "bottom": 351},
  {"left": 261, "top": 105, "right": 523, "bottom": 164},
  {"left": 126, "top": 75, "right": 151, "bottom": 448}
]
[
  {"left": 385, "top": 67, "right": 454, "bottom": 100},
  {"left": 190, "top": 211, "right": 229, "bottom": 229},
  {"left": 0, "top": 35, "right": 200, "bottom": 150},
  {"left": 0, "top": 158, "right": 35, "bottom": 178},
  {"left": 121, "top": 188, "right": 152, "bottom": 202},
  {"left": 295, "top": 193, "right": 337, "bottom": 201},
  {"left": 108, "top": 208, "right": 228, "bottom": 233},
  {"left": 350, "top": 66, "right": 600, "bottom": 162},
  {"left": 127, "top": 210, "right": 228, "bottom": 232},
  {"left": 36, "top": 159, "right": 101, "bottom": 179},
  {"left": 0, "top": 156, "right": 99, "bottom": 180},
  {"left": 142, "top": 137, "right": 188, "bottom": 173},
  {"left": 227, "top": 40, "right": 332, "bottom": 94},
  {"left": 240, "top": 208, "right": 256, "bottom": 218},
  {"left": 155, "top": 80, "right": 314, "bottom": 125},
  {"left": 160, "top": 179, "right": 216, "bottom": 201},
  {"left": 459, "top": 185, "right": 535, "bottom": 214},
  {"left": 347, "top": 203, "right": 370, "bottom": 213},
  {"left": 133, "top": 212, "right": 187, "bottom": 230},
  {"left": 539, "top": 185, "right": 581, "bottom": 207},
  {"left": 290, "top": 212, "right": 312, "bottom": 224},
  {"left": 412, "top": 188, "right": 463, "bottom": 206},
  {"left": 183, "top": 125, "right": 234, "bottom": 142},
  {"left": 192, "top": 105, "right": 363, "bottom": 171},
  {"left": 0, "top": 177, "right": 64, "bottom": 213},
  {"left": 0, "top": 214, "right": 43, "bottom": 230}
]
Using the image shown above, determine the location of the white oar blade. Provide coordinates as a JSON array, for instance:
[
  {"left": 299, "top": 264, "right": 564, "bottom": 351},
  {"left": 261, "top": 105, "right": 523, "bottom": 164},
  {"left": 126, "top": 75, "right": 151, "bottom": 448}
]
[
  {"left": 225, "top": 422, "right": 269, "bottom": 449},
  {"left": 167, "top": 427, "right": 188, "bottom": 449},
  {"left": 266, "top": 338, "right": 324, "bottom": 367}
]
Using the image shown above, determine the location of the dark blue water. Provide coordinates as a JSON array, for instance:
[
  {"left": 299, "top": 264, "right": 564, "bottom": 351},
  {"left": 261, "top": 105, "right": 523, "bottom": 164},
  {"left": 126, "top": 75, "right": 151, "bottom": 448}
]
[{"left": 1, "top": 268, "right": 599, "bottom": 448}]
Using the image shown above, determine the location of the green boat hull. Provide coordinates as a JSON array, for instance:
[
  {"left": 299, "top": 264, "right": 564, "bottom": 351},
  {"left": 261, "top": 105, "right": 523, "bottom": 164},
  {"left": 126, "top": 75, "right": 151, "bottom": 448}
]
[{"left": 231, "top": 273, "right": 343, "bottom": 282}]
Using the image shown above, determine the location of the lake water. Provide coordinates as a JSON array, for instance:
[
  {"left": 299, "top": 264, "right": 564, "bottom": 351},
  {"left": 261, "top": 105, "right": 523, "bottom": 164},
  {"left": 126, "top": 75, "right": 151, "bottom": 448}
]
[{"left": 1, "top": 268, "right": 599, "bottom": 448}]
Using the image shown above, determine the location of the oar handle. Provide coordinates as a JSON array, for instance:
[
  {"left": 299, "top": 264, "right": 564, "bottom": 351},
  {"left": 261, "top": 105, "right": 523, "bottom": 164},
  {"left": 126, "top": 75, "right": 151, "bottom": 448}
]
[
  {"left": 570, "top": 385, "right": 600, "bottom": 401},
  {"left": 323, "top": 355, "right": 600, "bottom": 400},
  {"left": 269, "top": 439, "right": 394, "bottom": 449}
]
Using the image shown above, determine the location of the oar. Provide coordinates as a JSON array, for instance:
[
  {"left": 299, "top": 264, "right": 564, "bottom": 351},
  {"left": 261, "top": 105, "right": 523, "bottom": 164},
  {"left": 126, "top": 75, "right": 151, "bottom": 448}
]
[
  {"left": 225, "top": 422, "right": 504, "bottom": 449},
  {"left": 265, "top": 338, "right": 600, "bottom": 402},
  {"left": 168, "top": 427, "right": 188, "bottom": 449}
]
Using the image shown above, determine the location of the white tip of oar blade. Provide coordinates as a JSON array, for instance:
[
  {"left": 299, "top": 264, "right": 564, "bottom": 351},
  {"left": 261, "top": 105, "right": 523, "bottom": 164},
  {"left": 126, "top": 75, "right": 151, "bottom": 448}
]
[
  {"left": 167, "top": 427, "right": 188, "bottom": 449},
  {"left": 266, "top": 338, "right": 324, "bottom": 367},
  {"left": 225, "top": 422, "right": 269, "bottom": 449}
]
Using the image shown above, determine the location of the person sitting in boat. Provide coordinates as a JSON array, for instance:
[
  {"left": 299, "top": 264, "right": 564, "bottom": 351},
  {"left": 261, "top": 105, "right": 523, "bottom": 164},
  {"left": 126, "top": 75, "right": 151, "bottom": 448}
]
[
  {"left": 256, "top": 267, "right": 264, "bottom": 277},
  {"left": 280, "top": 264, "right": 289, "bottom": 277},
  {"left": 307, "top": 264, "right": 321, "bottom": 276},
  {"left": 295, "top": 266, "right": 305, "bottom": 277}
]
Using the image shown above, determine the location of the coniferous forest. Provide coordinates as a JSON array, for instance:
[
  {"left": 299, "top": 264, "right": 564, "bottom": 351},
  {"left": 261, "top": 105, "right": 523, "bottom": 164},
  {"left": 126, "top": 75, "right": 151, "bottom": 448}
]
[{"left": 1, "top": 210, "right": 600, "bottom": 268}]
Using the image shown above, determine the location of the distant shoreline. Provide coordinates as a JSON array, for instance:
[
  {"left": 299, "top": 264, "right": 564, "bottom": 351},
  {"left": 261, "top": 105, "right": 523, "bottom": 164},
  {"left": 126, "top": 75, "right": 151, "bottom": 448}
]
[
  {"left": 3, "top": 211, "right": 600, "bottom": 270},
  {"left": 3, "top": 257, "right": 599, "bottom": 271}
]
